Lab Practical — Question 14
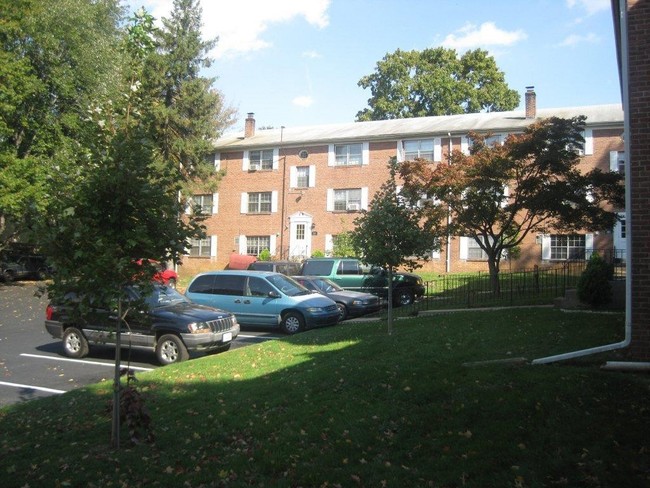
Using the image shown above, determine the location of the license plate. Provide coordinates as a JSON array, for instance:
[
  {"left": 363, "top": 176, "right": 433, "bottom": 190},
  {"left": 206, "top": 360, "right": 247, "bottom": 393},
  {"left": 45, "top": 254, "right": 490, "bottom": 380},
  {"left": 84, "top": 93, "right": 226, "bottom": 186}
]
[{"left": 222, "top": 332, "right": 232, "bottom": 342}]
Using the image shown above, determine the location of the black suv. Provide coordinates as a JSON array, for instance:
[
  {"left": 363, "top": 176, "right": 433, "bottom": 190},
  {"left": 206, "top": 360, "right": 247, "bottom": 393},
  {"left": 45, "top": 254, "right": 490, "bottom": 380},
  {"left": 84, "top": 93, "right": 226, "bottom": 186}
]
[
  {"left": 44, "top": 285, "right": 239, "bottom": 365},
  {"left": 299, "top": 258, "right": 425, "bottom": 307}
]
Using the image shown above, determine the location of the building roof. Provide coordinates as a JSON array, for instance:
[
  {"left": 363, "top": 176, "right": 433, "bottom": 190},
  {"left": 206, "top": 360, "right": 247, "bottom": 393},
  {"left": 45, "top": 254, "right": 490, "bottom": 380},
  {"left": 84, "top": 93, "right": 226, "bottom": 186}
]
[{"left": 213, "top": 104, "right": 623, "bottom": 150}]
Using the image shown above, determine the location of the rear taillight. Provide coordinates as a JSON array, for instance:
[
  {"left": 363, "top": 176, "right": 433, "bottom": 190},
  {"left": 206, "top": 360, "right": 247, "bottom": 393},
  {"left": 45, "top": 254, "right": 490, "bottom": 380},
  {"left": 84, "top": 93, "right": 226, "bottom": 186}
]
[{"left": 46, "top": 305, "right": 54, "bottom": 321}]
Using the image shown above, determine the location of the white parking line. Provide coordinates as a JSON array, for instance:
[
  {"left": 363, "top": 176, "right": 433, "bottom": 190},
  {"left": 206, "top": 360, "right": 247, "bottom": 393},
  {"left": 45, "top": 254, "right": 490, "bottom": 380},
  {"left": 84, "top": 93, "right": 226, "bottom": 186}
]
[
  {"left": 20, "top": 353, "right": 154, "bottom": 371},
  {"left": 0, "top": 381, "right": 65, "bottom": 394}
]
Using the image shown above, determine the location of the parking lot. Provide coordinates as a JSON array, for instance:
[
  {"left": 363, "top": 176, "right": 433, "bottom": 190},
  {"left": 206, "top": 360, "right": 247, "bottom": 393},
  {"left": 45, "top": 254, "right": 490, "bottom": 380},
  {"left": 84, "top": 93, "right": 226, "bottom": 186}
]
[{"left": 0, "top": 282, "right": 280, "bottom": 408}]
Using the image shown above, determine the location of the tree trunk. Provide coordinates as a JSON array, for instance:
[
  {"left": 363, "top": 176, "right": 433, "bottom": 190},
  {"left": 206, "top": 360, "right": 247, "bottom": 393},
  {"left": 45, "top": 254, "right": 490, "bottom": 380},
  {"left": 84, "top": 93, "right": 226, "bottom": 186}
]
[
  {"left": 487, "top": 257, "right": 501, "bottom": 295},
  {"left": 387, "top": 268, "right": 394, "bottom": 335}
]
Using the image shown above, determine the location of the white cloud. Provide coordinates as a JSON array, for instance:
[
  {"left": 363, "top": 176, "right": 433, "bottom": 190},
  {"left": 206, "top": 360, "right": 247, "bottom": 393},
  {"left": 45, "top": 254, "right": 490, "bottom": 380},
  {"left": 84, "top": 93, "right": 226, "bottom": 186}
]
[
  {"left": 441, "top": 22, "right": 527, "bottom": 51},
  {"left": 557, "top": 32, "right": 600, "bottom": 47},
  {"left": 566, "top": 0, "right": 611, "bottom": 16},
  {"left": 302, "top": 50, "right": 321, "bottom": 59},
  {"left": 292, "top": 96, "right": 313, "bottom": 108},
  {"left": 135, "top": 0, "right": 331, "bottom": 59}
]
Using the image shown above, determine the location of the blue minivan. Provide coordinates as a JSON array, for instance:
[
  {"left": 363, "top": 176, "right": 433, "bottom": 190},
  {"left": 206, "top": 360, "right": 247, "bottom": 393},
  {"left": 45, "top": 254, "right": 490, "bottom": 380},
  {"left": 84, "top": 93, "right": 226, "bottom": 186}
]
[{"left": 185, "top": 271, "right": 340, "bottom": 334}]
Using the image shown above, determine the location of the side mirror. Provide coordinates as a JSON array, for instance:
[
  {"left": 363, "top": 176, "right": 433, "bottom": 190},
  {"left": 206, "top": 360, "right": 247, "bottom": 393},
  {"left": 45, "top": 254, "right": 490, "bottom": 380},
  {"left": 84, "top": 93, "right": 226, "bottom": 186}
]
[{"left": 268, "top": 290, "right": 281, "bottom": 298}]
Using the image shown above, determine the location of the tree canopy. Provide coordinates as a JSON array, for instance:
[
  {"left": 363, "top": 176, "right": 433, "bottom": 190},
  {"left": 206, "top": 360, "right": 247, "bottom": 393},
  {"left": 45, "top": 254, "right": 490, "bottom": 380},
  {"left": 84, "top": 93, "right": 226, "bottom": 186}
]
[
  {"left": 356, "top": 47, "right": 520, "bottom": 121},
  {"left": 350, "top": 157, "right": 444, "bottom": 332},
  {"left": 398, "top": 116, "right": 625, "bottom": 293}
]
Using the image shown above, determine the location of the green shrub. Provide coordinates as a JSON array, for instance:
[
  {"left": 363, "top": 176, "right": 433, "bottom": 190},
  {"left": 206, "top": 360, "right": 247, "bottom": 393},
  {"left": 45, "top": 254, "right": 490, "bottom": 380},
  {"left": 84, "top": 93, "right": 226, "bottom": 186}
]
[
  {"left": 577, "top": 253, "right": 613, "bottom": 308},
  {"left": 311, "top": 250, "right": 325, "bottom": 258},
  {"left": 259, "top": 249, "right": 272, "bottom": 261}
]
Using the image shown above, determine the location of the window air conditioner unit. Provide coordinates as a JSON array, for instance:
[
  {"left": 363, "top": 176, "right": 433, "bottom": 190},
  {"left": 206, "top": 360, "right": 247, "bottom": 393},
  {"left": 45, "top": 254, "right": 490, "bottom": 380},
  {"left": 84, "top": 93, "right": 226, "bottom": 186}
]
[{"left": 346, "top": 203, "right": 360, "bottom": 211}]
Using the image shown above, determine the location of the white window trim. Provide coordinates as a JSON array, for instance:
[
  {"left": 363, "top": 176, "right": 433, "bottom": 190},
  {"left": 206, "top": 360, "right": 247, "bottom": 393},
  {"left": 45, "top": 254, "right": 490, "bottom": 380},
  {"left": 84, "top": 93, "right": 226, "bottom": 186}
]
[
  {"left": 398, "top": 138, "right": 442, "bottom": 162},
  {"left": 290, "top": 165, "right": 316, "bottom": 188},
  {"left": 583, "top": 129, "right": 593, "bottom": 155},
  {"left": 541, "top": 233, "right": 594, "bottom": 261},
  {"left": 328, "top": 143, "right": 369, "bottom": 166}
]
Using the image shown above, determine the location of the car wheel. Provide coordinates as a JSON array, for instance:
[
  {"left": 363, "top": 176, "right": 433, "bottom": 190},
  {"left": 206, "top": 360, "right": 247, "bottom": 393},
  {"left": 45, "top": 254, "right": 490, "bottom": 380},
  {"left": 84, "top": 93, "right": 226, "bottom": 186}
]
[
  {"left": 336, "top": 303, "right": 348, "bottom": 321},
  {"left": 156, "top": 334, "right": 189, "bottom": 365},
  {"left": 280, "top": 312, "right": 305, "bottom": 334},
  {"left": 2, "top": 270, "right": 15, "bottom": 283},
  {"left": 167, "top": 278, "right": 177, "bottom": 289},
  {"left": 394, "top": 288, "right": 414, "bottom": 307},
  {"left": 62, "top": 327, "right": 89, "bottom": 358}
]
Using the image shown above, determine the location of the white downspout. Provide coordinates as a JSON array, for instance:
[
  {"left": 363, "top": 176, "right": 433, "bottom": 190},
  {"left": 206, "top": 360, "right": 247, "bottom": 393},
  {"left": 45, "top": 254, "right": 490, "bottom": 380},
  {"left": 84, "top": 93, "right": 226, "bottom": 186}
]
[
  {"left": 533, "top": 0, "right": 633, "bottom": 365},
  {"left": 445, "top": 133, "right": 452, "bottom": 273}
]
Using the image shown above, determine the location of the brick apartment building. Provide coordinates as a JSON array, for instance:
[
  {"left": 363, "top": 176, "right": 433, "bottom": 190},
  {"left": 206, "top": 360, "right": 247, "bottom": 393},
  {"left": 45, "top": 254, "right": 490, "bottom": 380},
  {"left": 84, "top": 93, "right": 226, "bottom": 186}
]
[
  {"left": 179, "top": 89, "right": 625, "bottom": 280},
  {"left": 620, "top": 0, "right": 650, "bottom": 360}
]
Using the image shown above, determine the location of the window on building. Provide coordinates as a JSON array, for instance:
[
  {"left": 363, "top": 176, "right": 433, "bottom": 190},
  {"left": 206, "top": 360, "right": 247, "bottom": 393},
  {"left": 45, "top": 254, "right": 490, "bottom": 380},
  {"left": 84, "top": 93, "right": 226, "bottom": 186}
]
[
  {"left": 404, "top": 139, "right": 435, "bottom": 160},
  {"left": 334, "top": 188, "right": 362, "bottom": 211},
  {"left": 246, "top": 236, "right": 271, "bottom": 256},
  {"left": 610, "top": 151, "right": 626, "bottom": 176},
  {"left": 249, "top": 149, "right": 274, "bottom": 170},
  {"left": 335, "top": 143, "right": 363, "bottom": 166},
  {"left": 550, "top": 235, "right": 586, "bottom": 260},
  {"left": 191, "top": 194, "right": 214, "bottom": 214},
  {"left": 296, "top": 223, "right": 305, "bottom": 240},
  {"left": 248, "top": 192, "right": 272, "bottom": 213},
  {"left": 189, "top": 237, "right": 211, "bottom": 257},
  {"left": 466, "top": 238, "right": 488, "bottom": 261},
  {"left": 296, "top": 166, "right": 310, "bottom": 188}
]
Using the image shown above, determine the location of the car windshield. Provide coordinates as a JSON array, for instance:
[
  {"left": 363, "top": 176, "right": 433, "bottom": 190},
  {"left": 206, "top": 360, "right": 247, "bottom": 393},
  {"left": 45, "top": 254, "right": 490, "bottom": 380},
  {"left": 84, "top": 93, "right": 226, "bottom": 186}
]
[
  {"left": 314, "top": 278, "right": 342, "bottom": 293},
  {"left": 140, "top": 286, "right": 188, "bottom": 308},
  {"left": 266, "top": 274, "right": 311, "bottom": 297}
]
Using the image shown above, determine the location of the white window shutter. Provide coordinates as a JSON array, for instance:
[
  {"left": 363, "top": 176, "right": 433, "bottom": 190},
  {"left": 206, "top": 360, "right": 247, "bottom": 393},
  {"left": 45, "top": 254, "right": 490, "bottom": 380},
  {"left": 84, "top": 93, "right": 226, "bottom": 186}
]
[
  {"left": 461, "top": 136, "right": 470, "bottom": 155},
  {"left": 271, "top": 191, "right": 278, "bottom": 213},
  {"left": 610, "top": 151, "right": 619, "bottom": 172},
  {"left": 269, "top": 234, "right": 277, "bottom": 255},
  {"left": 238, "top": 235, "right": 247, "bottom": 254},
  {"left": 214, "top": 153, "right": 221, "bottom": 171},
  {"left": 396, "top": 141, "right": 405, "bottom": 162},
  {"left": 210, "top": 235, "right": 217, "bottom": 257},
  {"left": 501, "top": 185, "right": 509, "bottom": 208},
  {"left": 240, "top": 193, "right": 248, "bottom": 213},
  {"left": 585, "top": 233, "right": 594, "bottom": 259},
  {"left": 184, "top": 196, "right": 193, "bottom": 215},
  {"left": 361, "top": 187, "right": 369, "bottom": 209},
  {"left": 583, "top": 129, "right": 593, "bottom": 155},
  {"left": 459, "top": 237, "right": 469, "bottom": 260},
  {"left": 326, "top": 189, "right": 334, "bottom": 211},
  {"left": 212, "top": 193, "right": 219, "bottom": 214},
  {"left": 289, "top": 166, "right": 297, "bottom": 188},
  {"left": 362, "top": 142, "right": 370, "bottom": 165},
  {"left": 325, "top": 234, "right": 334, "bottom": 255},
  {"left": 434, "top": 137, "right": 442, "bottom": 161},
  {"left": 308, "top": 165, "right": 316, "bottom": 187},
  {"left": 273, "top": 148, "right": 280, "bottom": 170},
  {"left": 327, "top": 144, "right": 335, "bottom": 166},
  {"left": 541, "top": 235, "right": 551, "bottom": 260},
  {"left": 431, "top": 248, "right": 440, "bottom": 259},
  {"left": 242, "top": 151, "right": 250, "bottom": 171}
]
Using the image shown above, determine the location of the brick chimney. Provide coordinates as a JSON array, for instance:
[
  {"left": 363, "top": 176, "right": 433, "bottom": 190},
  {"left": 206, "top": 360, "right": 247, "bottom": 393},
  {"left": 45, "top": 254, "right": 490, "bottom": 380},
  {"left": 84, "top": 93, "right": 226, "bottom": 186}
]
[
  {"left": 525, "top": 86, "right": 536, "bottom": 119},
  {"left": 244, "top": 112, "right": 255, "bottom": 138}
]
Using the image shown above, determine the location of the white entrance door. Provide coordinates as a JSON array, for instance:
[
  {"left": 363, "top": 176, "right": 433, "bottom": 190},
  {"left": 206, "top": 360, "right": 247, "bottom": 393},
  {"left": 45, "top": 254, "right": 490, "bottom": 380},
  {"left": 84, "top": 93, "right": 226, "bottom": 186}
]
[{"left": 289, "top": 212, "right": 312, "bottom": 260}]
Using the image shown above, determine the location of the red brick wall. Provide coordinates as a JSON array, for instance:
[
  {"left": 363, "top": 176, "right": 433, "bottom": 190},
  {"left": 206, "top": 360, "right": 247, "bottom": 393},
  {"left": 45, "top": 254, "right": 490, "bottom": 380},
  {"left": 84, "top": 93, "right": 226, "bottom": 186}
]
[{"left": 628, "top": 0, "right": 650, "bottom": 360}]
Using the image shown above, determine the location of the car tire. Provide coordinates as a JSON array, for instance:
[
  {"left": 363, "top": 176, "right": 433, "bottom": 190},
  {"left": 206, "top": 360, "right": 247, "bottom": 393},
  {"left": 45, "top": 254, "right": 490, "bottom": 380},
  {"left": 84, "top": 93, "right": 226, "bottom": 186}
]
[
  {"left": 394, "top": 288, "right": 414, "bottom": 307},
  {"left": 280, "top": 312, "right": 305, "bottom": 334},
  {"left": 2, "top": 270, "right": 15, "bottom": 283},
  {"left": 336, "top": 303, "right": 348, "bottom": 321},
  {"left": 156, "top": 334, "right": 189, "bottom": 365},
  {"left": 62, "top": 327, "right": 89, "bottom": 358}
]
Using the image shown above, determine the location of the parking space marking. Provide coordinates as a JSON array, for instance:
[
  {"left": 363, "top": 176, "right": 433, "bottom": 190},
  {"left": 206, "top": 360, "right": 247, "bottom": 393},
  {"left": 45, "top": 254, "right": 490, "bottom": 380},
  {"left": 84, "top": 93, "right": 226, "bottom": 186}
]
[
  {"left": 0, "top": 381, "right": 65, "bottom": 394},
  {"left": 20, "top": 353, "right": 154, "bottom": 371}
]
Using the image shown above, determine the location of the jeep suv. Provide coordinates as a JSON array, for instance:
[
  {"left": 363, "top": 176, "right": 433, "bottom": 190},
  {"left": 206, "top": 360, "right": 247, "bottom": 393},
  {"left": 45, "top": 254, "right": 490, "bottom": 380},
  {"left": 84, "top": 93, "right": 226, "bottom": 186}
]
[{"left": 299, "top": 258, "right": 425, "bottom": 307}]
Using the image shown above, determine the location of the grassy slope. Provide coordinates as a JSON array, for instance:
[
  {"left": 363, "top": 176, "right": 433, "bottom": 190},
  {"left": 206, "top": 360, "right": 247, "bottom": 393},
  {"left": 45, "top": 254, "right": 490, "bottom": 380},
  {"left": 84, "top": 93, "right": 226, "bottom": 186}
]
[{"left": 1, "top": 308, "right": 648, "bottom": 488}]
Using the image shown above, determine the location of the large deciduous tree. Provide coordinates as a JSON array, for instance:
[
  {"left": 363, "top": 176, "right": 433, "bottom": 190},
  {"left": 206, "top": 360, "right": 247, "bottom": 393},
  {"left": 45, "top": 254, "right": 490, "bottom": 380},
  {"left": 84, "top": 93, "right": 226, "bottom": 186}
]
[
  {"left": 0, "top": 0, "right": 124, "bottom": 246},
  {"left": 399, "top": 116, "right": 625, "bottom": 294},
  {"left": 350, "top": 157, "right": 445, "bottom": 333},
  {"left": 356, "top": 48, "right": 520, "bottom": 121}
]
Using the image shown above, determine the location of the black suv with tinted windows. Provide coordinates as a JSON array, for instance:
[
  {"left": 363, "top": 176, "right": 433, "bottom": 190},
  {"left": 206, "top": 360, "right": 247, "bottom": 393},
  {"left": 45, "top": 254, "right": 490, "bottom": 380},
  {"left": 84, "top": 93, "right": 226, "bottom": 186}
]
[{"left": 299, "top": 258, "right": 425, "bottom": 307}]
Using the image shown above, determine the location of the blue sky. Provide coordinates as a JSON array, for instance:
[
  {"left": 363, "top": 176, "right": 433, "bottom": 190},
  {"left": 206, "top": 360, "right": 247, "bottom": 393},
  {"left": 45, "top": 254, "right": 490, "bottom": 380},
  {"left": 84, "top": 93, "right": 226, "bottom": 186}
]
[{"left": 132, "top": 0, "right": 621, "bottom": 133}]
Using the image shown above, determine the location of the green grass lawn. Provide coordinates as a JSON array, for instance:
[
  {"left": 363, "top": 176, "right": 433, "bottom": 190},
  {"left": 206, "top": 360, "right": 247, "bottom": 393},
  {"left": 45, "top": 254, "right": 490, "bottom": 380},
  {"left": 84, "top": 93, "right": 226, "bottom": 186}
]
[{"left": 1, "top": 308, "right": 648, "bottom": 487}]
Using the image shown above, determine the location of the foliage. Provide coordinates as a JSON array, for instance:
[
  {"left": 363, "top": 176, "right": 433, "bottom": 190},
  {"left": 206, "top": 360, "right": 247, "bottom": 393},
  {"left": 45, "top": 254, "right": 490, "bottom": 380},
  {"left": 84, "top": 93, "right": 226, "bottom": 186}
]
[
  {"left": 2, "top": 309, "right": 647, "bottom": 487},
  {"left": 577, "top": 253, "right": 613, "bottom": 307},
  {"left": 399, "top": 116, "right": 625, "bottom": 294},
  {"left": 259, "top": 249, "right": 272, "bottom": 261},
  {"left": 311, "top": 249, "right": 325, "bottom": 258},
  {"left": 0, "top": 0, "right": 124, "bottom": 246},
  {"left": 351, "top": 157, "right": 445, "bottom": 331},
  {"left": 356, "top": 47, "right": 519, "bottom": 121},
  {"left": 142, "top": 0, "right": 236, "bottom": 200},
  {"left": 331, "top": 231, "right": 356, "bottom": 257}
]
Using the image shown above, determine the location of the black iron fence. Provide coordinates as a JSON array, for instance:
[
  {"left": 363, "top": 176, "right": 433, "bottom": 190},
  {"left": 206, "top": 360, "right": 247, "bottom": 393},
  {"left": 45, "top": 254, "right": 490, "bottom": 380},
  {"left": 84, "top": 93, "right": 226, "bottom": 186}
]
[{"left": 413, "top": 250, "right": 626, "bottom": 312}]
